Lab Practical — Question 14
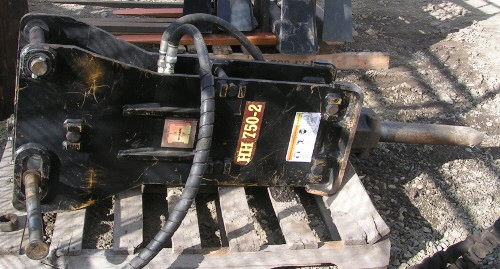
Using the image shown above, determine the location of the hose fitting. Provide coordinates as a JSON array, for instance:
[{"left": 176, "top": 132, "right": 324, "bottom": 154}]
[{"left": 158, "top": 42, "right": 178, "bottom": 74}]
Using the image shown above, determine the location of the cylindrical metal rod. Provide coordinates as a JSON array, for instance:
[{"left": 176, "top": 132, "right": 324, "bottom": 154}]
[
  {"left": 28, "top": 26, "right": 45, "bottom": 44},
  {"left": 379, "top": 121, "right": 483, "bottom": 147},
  {"left": 23, "top": 173, "right": 49, "bottom": 260}
]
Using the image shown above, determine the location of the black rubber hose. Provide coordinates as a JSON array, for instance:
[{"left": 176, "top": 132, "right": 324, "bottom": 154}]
[
  {"left": 162, "top": 13, "right": 265, "bottom": 61},
  {"left": 125, "top": 24, "right": 215, "bottom": 269}
]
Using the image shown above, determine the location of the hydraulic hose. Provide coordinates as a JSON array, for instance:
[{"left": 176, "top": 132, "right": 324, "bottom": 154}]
[
  {"left": 126, "top": 24, "right": 215, "bottom": 269},
  {"left": 162, "top": 13, "right": 265, "bottom": 61}
]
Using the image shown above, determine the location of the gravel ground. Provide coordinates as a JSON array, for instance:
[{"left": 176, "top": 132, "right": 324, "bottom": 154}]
[
  {"left": 23, "top": 0, "right": 500, "bottom": 267},
  {"left": 327, "top": 0, "right": 500, "bottom": 267}
]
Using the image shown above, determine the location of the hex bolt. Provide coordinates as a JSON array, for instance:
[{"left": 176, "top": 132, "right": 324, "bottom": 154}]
[
  {"left": 29, "top": 56, "right": 49, "bottom": 79},
  {"left": 23, "top": 173, "right": 49, "bottom": 260},
  {"left": 324, "top": 93, "right": 342, "bottom": 120},
  {"left": 326, "top": 104, "right": 339, "bottom": 115}
]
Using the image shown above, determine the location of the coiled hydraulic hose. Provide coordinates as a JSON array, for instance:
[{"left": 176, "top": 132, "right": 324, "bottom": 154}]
[
  {"left": 163, "top": 13, "right": 264, "bottom": 61},
  {"left": 125, "top": 24, "right": 215, "bottom": 269}
]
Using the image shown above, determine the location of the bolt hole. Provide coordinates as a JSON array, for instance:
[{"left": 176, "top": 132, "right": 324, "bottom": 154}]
[{"left": 0, "top": 215, "right": 10, "bottom": 223}]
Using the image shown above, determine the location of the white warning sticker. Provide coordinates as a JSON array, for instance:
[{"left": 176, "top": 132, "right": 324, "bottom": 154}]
[{"left": 286, "top": 112, "right": 322, "bottom": 162}]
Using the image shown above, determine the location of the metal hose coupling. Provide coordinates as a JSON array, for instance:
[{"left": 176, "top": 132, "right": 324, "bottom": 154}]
[{"left": 158, "top": 40, "right": 178, "bottom": 74}]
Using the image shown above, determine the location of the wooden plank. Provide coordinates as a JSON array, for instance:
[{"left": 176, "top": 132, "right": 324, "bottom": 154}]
[
  {"left": 317, "top": 163, "right": 390, "bottom": 245},
  {"left": 267, "top": 187, "right": 319, "bottom": 249},
  {"left": 0, "top": 141, "right": 17, "bottom": 213},
  {"left": 0, "top": 254, "right": 51, "bottom": 268},
  {"left": 218, "top": 187, "right": 261, "bottom": 252},
  {"left": 50, "top": 239, "right": 391, "bottom": 268},
  {"left": 49, "top": 210, "right": 86, "bottom": 256},
  {"left": 80, "top": 17, "right": 176, "bottom": 23},
  {"left": 113, "top": 8, "right": 183, "bottom": 18},
  {"left": 117, "top": 33, "right": 277, "bottom": 46},
  {"left": 167, "top": 187, "right": 201, "bottom": 253},
  {"left": 212, "top": 45, "right": 233, "bottom": 55},
  {"left": 113, "top": 188, "right": 143, "bottom": 253},
  {"left": 50, "top": 1, "right": 183, "bottom": 8},
  {"left": 211, "top": 52, "right": 390, "bottom": 70},
  {"left": 0, "top": 0, "right": 28, "bottom": 118},
  {"left": 0, "top": 141, "right": 29, "bottom": 254}
]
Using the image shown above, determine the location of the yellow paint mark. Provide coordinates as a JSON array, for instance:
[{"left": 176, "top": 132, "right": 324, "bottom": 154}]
[
  {"left": 70, "top": 198, "right": 96, "bottom": 210},
  {"left": 72, "top": 55, "right": 111, "bottom": 107},
  {"left": 83, "top": 168, "right": 98, "bottom": 191}
]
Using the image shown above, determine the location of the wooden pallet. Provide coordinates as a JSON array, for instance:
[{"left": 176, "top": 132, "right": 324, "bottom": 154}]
[
  {"left": 0, "top": 140, "right": 390, "bottom": 268},
  {"left": 209, "top": 45, "right": 390, "bottom": 70}
]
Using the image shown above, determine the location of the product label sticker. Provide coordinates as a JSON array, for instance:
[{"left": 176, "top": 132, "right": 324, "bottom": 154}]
[
  {"left": 286, "top": 112, "right": 321, "bottom": 162},
  {"left": 161, "top": 119, "right": 197, "bottom": 148},
  {"left": 234, "top": 101, "right": 266, "bottom": 165}
]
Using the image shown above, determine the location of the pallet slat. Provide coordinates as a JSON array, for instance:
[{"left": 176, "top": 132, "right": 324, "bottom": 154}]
[
  {"left": 113, "top": 8, "right": 183, "bottom": 18},
  {"left": 50, "top": 239, "right": 390, "bottom": 268},
  {"left": 317, "top": 163, "right": 390, "bottom": 245},
  {"left": 0, "top": 141, "right": 29, "bottom": 255},
  {"left": 218, "top": 187, "right": 261, "bottom": 252},
  {"left": 167, "top": 187, "right": 201, "bottom": 253},
  {"left": 50, "top": 0, "right": 183, "bottom": 8},
  {"left": 49, "top": 210, "right": 86, "bottom": 256},
  {"left": 79, "top": 18, "right": 175, "bottom": 34},
  {"left": 212, "top": 52, "right": 390, "bottom": 70},
  {"left": 117, "top": 33, "right": 277, "bottom": 46},
  {"left": 113, "top": 188, "right": 143, "bottom": 253},
  {"left": 268, "top": 187, "right": 319, "bottom": 249}
]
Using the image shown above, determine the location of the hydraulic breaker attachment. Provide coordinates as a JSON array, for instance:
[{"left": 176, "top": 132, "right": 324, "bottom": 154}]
[
  {"left": 12, "top": 14, "right": 483, "bottom": 212},
  {"left": 11, "top": 14, "right": 483, "bottom": 264}
]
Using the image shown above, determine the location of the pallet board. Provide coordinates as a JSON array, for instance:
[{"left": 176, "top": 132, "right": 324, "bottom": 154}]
[
  {"left": 49, "top": 210, "right": 86, "bottom": 256},
  {"left": 50, "top": 0, "right": 183, "bottom": 8},
  {"left": 113, "top": 188, "right": 143, "bottom": 253},
  {"left": 268, "top": 187, "right": 319, "bottom": 250},
  {"left": 318, "top": 164, "right": 390, "bottom": 245},
  {"left": 0, "top": 140, "right": 390, "bottom": 268},
  {"left": 117, "top": 33, "right": 278, "bottom": 46},
  {"left": 211, "top": 52, "right": 390, "bottom": 70},
  {"left": 0, "top": 141, "right": 28, "bottom": 255},
  {"left": 218, "top": 187, "right": 262, "bottom": 252},
  {"left": 113, "top": 8, "right": 183, "bottom": 18},
  {"left": 79, "top": 17, "right": 176, "bottom": 34},
  {"left": 167, "top": 187, "right": 202, "bottom": 253}
]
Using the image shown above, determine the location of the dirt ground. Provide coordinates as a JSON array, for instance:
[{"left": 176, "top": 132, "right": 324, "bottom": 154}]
[{"left": 21, "top": 0, "right": 500, "bottom": 268}]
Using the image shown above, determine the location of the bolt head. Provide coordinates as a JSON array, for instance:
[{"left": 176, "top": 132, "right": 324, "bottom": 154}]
[
  {"left": 227, "top": 83, "right": 239, "bottom": 97},
  {"left": 66, "top": 131, "right": 81, "bottom": 143},
  {"left": 327, "top": 104, "right": 339, "bottom": 115}
]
